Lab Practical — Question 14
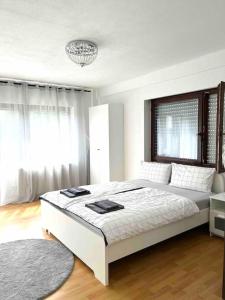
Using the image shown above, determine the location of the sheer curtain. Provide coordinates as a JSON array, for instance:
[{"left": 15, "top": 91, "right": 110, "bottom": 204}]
[{"left": 0, "top": 82, "right": 92, "bottom": 205}]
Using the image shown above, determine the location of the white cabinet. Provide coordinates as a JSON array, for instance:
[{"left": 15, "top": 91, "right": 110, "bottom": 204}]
[
  {"left": 89, "top": 104, "right": 124, "bottom": 184},
  {"left": 210, "top": 193, "right": 225, "bottom": 238}
]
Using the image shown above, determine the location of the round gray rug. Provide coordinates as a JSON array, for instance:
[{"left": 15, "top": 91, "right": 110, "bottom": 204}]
[{"left": 0, "top": 239, "right": 74, "bottom": 300}]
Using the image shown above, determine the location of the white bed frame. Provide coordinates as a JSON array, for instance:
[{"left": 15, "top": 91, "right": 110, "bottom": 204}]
[{"left": 40, "top": 173, "right": 225, "bottom": 286}]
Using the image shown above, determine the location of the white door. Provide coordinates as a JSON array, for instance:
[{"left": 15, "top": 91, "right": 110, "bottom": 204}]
[{"left": 89, "top": 105, "right": 109, "bottom": 184}]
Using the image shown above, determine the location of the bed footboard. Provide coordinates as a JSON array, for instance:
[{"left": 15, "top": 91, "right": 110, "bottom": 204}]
[{"left": 40, "top": 200, "right": 109, "bottom": 285}]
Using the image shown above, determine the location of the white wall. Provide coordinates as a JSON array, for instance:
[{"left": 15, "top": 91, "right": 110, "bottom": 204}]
[{"left": 97, "top": 49, "right": 225, "bottom": 180}]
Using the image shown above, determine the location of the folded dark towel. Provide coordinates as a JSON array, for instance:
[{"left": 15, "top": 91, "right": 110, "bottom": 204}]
[
  {"left": 85, "top": 200, "right": 124, "bottom": 214},
  {"left": 95, "top": 200, "right": 123, "bottom": 211},
  {"left": 60, "top": 187, "right": 90, "bottom": 198},
  {"left": 67, "top": 187, "right": 90, "bottom": 196},
  {"left": 85, "top": 203, "right": 107, "bottom": 214}
]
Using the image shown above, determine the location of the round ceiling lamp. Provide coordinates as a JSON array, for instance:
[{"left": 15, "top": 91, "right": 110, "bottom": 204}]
[{"left": 65, "top": 40, "right": 98, "bottom": 67}]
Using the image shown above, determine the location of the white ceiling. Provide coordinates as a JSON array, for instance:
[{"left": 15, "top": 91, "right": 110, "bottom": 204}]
[{"left": 1, "top": 0, "right": 225, "bottom": 88}]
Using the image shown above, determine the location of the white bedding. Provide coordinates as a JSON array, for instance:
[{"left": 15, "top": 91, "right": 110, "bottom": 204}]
[
  {"left": 41, "top": 181, "right": 141, "bottom": 208},
  {"left": 41, "top": 182, "right": 199, "bottom": 245}
]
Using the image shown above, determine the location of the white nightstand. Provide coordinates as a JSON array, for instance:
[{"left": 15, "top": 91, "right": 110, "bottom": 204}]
[{"left": 210, "top": 193, "right": 225, "bottom": 237}]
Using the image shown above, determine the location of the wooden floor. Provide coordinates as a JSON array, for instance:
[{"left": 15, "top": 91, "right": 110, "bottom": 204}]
[{"left": 0, "top": 201, "right": 224, "bottom": 300}]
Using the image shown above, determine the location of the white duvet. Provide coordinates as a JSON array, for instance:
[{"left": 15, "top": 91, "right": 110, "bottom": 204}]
[
  {"left": 41, "top": 181, "right": 142, "bottom": 208},
  {"left": 41, "top": 182, "right": 199, "bottom": 245}
]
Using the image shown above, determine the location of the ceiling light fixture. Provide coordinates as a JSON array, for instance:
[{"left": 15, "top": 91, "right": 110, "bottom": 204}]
[{"left": 65, "top": 40, "right": 98, "bottom": 67}]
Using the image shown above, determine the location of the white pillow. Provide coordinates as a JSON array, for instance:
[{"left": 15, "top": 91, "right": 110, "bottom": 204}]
[
  {"left": 170, "top": 163, "right": 215, "bottom": 192},
  {"left": 139, "top": 161, "right": 172, "bottom": 184}
]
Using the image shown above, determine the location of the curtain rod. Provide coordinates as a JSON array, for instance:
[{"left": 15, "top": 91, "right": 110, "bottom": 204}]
[{"left": 0, "top": 77, "right": 92, "bottom": 93}]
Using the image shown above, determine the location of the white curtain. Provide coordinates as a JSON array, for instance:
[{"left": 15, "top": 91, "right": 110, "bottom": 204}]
[{"left": 0, "top": 82, "right": 92, "bottom": 205}]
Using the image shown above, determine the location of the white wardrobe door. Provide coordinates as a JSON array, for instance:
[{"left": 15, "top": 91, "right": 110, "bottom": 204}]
[{"left": 89, "top": 105, "right": 109, "bottom": 184}]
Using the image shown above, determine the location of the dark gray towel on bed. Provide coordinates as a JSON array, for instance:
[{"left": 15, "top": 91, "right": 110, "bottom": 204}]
[{"left": 85, "top": 200, "right": 124, "bottom": 214}]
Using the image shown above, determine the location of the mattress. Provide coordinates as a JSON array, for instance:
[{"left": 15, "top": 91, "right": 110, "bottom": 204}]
[{"left": 41, "top": 179, "right": 210, "bottom": 241}]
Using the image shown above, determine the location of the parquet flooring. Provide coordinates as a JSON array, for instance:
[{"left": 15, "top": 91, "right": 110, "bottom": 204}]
[{"left": 0, "top": 201, "right": 223, "bottom": 299}]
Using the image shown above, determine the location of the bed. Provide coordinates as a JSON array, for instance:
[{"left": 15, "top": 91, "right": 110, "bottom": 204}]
[{"left": 40, "top": 173, "right": 225, "bottom": 286}]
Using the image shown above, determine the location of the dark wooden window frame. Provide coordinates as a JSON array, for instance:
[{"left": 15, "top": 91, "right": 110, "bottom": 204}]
[
  {"left": 151, "top": 87, "right": 218, "bottom": 168},
  {"left": 216, "top": 82, "right": 225, "bottom": 172}
]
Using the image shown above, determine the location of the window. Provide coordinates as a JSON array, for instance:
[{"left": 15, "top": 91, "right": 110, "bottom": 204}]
[
  {"left": 207, "top": 93, "right": 217, "bottom": 164},
  {"left": 151, "top": 87, "right": 220, "bottom": 169},
  {"left": 28, "top": 106, "right": 78, "bottom": 169},
  {"left": 0, "top": 104, "right": 78, "bottom": 171},
  {"left": 154, "top": 98, "right": 199, "bottom": 160}
]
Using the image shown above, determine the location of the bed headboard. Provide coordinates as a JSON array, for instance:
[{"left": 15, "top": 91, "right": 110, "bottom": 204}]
[{"left": 212, "top": 173, "right": 225, "bottom": 193}]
